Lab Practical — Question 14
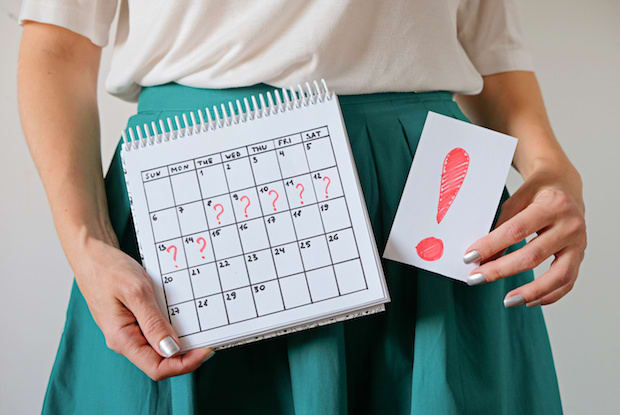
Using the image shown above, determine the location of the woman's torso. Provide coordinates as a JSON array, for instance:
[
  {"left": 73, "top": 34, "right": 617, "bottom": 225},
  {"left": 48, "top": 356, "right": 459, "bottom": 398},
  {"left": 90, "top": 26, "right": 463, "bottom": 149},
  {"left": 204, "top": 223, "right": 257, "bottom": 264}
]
[{"left": 102, "top": 0, "right": 531, "bottom": 101}]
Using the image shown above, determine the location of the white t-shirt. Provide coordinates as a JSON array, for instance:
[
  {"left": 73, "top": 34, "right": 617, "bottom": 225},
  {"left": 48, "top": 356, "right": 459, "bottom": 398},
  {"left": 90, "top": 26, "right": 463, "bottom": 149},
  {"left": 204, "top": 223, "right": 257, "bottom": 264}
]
[{"left": 19, "top": 0, "right": 534, "bottom": 102}]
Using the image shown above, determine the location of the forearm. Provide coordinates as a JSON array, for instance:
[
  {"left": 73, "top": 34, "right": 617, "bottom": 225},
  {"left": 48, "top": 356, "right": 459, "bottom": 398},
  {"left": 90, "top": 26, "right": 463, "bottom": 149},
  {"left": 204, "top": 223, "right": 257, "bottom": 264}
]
[
  {"left": 17, "top": 22, "right": 117, "bottom": 268},
  {"left": 455, "top": 71, "right": 579, "bottom": 183}
]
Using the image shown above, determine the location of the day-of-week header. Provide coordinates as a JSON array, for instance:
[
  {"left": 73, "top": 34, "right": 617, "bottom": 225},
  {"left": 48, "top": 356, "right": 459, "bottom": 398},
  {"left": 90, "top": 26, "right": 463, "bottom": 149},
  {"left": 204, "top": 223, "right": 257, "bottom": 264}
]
[
  {"left": 222, "top": 147, "right": 248, "bottom": 160},
  {"left": 248, "top": 140, "right": 275, "bottom": 155},
  {"left": 302, "top": 127, "right": 328, "bottom": 141},
  {"left": 275, "top": 133, "right": 301, "bottom": 148},
  {"left": 142, "top": 167, "right": 169, "bottom": 182},
  {"left": 168, "top": 160, "right": 196, "bottom": 175},
  {"left": 196, "top": 153, "right": 222, "bottom": 167}
]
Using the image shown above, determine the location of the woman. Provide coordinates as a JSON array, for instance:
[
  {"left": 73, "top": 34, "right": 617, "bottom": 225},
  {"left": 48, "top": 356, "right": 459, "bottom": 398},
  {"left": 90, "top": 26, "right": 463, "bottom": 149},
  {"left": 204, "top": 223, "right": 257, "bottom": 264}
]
[{"left": 18, "top": 1, "right": 586, "bottom": 414}]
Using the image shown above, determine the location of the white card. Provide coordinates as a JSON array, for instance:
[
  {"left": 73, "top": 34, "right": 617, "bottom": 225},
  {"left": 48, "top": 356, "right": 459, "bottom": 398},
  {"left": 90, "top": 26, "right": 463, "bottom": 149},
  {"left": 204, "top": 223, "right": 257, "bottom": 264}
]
[{"left": 383, "top": 112, "right": 517, "bottom": 281}]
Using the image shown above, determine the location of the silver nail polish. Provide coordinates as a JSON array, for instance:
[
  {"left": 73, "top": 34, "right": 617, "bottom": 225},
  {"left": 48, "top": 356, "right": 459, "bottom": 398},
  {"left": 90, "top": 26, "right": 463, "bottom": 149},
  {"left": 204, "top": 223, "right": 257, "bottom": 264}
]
[
  {"left": 463, "top": 250, "right": 481, "bottom": 264},
  {"left": 526, "top": 300, "right": 542, "bottom": 307},
  {"left": 203, "top": 351, "right": 216, "bottom": 363},
  {"left": 466, "top": 273, "right": 486, "bottom": 286},
  {"left": 504, "top": 295, "right": 526, "bottom": 308},
  {"left": 159, "top": 336, "right": 180, "bottom": 358}
]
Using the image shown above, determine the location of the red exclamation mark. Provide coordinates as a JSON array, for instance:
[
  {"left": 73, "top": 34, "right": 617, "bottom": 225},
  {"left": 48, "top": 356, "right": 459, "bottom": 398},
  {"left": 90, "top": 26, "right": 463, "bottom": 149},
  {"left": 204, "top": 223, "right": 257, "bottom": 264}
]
[{"left": 416, "top": 147, "right": 470, "bottom": 261}]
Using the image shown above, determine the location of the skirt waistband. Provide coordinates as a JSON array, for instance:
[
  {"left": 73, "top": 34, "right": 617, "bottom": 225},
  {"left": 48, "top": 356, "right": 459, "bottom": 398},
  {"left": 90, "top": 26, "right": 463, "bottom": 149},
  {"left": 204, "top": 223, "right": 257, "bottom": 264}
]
[{"left": 137, "top": 82, "right": 454, "bottom": 114}]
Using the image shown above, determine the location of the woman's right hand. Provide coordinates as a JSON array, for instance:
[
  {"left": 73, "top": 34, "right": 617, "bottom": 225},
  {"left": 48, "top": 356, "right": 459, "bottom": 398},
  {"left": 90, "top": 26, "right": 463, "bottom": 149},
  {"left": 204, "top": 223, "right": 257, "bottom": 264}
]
[
  {"left": 18, "top": 21, "right": 212, "bottom": 380},
  {"left": 73, "top": 235, "right": 214, "bottom": 380}
]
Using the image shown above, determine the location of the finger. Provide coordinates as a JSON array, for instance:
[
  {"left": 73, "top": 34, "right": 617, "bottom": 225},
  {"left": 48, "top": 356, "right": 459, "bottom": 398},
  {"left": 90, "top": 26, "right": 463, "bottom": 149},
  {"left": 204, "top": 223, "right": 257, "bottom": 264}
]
[
  {"left": 463, "top": 202, "right": 553, "bottom": 265},
  {"left": 110, "top": 320, "right": 213, "bottom": 380},
  {"left": 536, "top": 282, "right": 574, "bottom": 306},
  {"left": 494, "top": 188, "right": 531, "bottom": 230},
  {"left": 120, "top": 277, "right": 182, "bottom": 358},
  {"left": 502, "top": 249, "right": 579, "bottom": 308},
  {"left": 156, "top": 347, "right": 215, "bottom": 379},
  {"left": 467, "top": 228, "right": 565, "bottom": 285}
]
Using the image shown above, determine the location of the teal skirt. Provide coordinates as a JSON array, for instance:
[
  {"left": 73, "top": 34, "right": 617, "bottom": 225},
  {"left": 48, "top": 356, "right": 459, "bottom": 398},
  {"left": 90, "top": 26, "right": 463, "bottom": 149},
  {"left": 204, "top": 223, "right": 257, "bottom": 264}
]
[{"left": 42, "top": 83, "right": 562, "bottom": 414}]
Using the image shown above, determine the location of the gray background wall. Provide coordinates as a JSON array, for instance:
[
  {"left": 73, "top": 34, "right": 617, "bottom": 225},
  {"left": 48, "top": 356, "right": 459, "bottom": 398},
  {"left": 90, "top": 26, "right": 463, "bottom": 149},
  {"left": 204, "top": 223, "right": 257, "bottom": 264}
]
[{"left": 1, "top": 1, "right": 618, "bottom": 413}]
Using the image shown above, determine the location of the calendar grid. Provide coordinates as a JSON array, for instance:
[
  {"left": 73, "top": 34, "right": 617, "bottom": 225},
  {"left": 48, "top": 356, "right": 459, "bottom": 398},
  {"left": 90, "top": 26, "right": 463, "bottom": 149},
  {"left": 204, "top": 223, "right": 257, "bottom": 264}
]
[{"left": 142, "top": 126, "right": 370, "bottom": 337}]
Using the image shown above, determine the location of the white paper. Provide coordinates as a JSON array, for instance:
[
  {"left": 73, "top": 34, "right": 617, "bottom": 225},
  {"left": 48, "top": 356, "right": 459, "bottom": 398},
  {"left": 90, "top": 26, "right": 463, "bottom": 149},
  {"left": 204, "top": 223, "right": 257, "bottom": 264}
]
[
  {"left": 121, "top": 93, "right": 389, "bottom": 351},
  {"left": 383, "top": 112, "right": 517, "bottom": 282}
]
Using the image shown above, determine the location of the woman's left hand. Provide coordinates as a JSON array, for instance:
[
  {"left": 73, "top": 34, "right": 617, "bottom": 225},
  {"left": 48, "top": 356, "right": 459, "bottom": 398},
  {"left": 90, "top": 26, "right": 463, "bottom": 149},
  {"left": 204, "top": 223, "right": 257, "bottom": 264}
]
[{"left": 463, "top": 162, "right": 587, "bottom": 307}]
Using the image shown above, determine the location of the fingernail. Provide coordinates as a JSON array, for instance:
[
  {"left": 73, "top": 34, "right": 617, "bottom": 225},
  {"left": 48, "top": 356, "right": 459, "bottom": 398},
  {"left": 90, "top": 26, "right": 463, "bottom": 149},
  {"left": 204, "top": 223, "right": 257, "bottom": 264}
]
[
  {"left": 504, "top": 295, "right": 525, "bottom": 308},
  {"left": 466, "top": 273, "right": 486, "bottom": 286},
  {"left": 202, "top": 350, "right": 215, "bottom": 363},
  {"left": 159, "top": 336, "right": 180, "bottom": 358},
  {"left": 526, "top": 300, "right": 542, "bottom": 307},
  {"left": 463, "top": 250, "right": 481, "bottom": 264}
]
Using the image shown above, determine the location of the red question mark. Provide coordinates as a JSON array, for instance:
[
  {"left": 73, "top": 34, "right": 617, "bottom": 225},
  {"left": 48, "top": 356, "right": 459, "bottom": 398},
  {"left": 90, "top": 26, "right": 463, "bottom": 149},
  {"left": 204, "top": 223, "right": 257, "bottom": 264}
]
[
  {"left": 240, "top": 195, "right": 250, "bottom": 218},
  {"left": 268, "top": 189, "right": 279, "bottom": 211},
  {"left": 166, "top": 245, "right": 178, "bottom": 268},
  {"left": 296, "top": 183, "right": 305, "bottom": 205},
  {"left": 213, "top": 203, "right": 224, "bottom": 224},
  {"left": 196, "top": 237, "right": 207, "bottom": 259},
  {"left": 323, "top": 176, "right": 331, "bottom": 199}
]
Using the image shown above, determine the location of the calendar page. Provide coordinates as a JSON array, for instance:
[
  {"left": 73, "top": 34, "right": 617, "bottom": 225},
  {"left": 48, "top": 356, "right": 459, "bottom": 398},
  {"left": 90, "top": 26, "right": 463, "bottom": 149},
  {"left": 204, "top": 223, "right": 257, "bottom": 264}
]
[{"left": 121, "top": 94, "right": 389, "bottom": 351}]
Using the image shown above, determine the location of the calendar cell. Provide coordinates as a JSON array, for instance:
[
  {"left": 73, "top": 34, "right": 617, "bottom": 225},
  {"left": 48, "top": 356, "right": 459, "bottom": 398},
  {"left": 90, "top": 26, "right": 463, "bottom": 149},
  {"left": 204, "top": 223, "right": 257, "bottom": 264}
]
[
  {"left": 176, "top": 201, "right": 208, "bottom": 236},
  {"left": 168, "top": 301, "right": 200, "bottom": 337},
  {"left": 252, "top": 280, "right": 285, "bottom": 316},
  {"left": 245, "top": 249, "right": 277, "bottom": 284},
  {"left": 312, "top": 167, "right": 342, "bottom": 200},
  {"left": 264, "top": 212, "right": 296, "bottom": 246},
  {"left": 284, "top": 174, "right": 316, "bottom": 209},
  {"left": 183, "top": 231, "right": 215, "bottom": 267},
  {"left": 144, "top": 178, "right": 174, "bottom": 211},
  {"left": 272, "top": 242, "right": 304, "bottom": 277},
  {"left": 162, "top": 270, "right": 194, "bottom": 305},
  {"left": 250, "top": 150, "right": 282, "bottom": 185},
  {"left": 326, "top": 228, "right": 358, "bottom": 263},
  {"left": 257, "top": 181, "right": 289, "bottom": 214},
  {"left": 304, "top": 136, "right": 336, "bottom": 171},
  {"left": 204, "top": 196, "right": 235, "bottom": 228},
  {"left": 231, "top": 187, "right": 261, "bottom": 221},
  {"left": 224, "top": 287, "right": 257, "bottom": 323},
  {"left": 223, "top": 157, "right": 254, "bottom": 191},
  {"left": 196, "top": 294, "right": 228, "bottom": 330},
  {"left": 217, "top": 255, "right": 250, "bottom": 291},
  {"left": 334, "top": 259, "right": 366, "bottom": 294},
  {"left": 279, "top": 273, "right": 311, "bottom": 308},
  {"left": 277, "top": 143, "right": 309, "bottom": 178},
  {"left": 238, "top": 218, "right": 270, "bottom": 253},
  {"left": 319, "top": 198, "right": 351, "bottom": 233},
  {"left": 150, "top": 208, "right": 181, "bottom": 242},
  {"left": 170, "top": 171, "right": 201, "bottom": 205},
  {"left": 197, "top": 165, "right": 229, "bottom": 198},
  {"left": 157, "top": 238, "right": 187, "bottom": 274},
  {"left": 189, "top": 263, "right": 221, "bottom": 298},
  {"left": 291, "top": 204, "right": 323, "bottom": 240},
  {"left": 299, "top": 235, "right": 331, "bottom": 271},
  {"left": 306, "top": 266, "right": 339, "bottom": 301},
  {"left": 210, "top": 225, "right": 243, "bottom": 259}
]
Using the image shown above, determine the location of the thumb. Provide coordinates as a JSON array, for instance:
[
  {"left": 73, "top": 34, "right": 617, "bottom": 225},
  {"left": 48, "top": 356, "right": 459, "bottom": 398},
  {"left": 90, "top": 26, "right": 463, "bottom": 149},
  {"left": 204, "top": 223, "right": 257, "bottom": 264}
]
[{"left": 127, "top": 288, "right": 182, "bottom": 358}]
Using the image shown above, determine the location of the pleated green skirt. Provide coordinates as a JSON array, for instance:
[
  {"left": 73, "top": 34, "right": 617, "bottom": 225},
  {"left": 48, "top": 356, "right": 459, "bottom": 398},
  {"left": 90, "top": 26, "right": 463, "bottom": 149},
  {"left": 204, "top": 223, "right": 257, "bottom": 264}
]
[{"left": 42, "top": 83, "right": 562, "bottom": 414}]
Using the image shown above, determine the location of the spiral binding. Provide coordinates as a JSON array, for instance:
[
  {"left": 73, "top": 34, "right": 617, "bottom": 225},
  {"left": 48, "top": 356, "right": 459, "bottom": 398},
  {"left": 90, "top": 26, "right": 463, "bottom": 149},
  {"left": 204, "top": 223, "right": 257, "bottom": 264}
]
[{"left": 121, "top": 79, "right": 332, "bottom": 151}]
